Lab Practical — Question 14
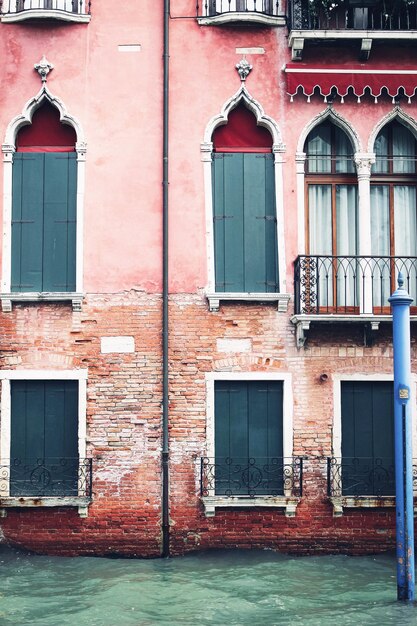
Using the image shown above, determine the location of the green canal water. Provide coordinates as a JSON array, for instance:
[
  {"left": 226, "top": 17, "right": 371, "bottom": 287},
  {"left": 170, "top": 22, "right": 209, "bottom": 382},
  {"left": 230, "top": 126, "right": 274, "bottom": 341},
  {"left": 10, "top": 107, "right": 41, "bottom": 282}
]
[{"left": 1, "top": 547, "right": 417, "bottom": 626}]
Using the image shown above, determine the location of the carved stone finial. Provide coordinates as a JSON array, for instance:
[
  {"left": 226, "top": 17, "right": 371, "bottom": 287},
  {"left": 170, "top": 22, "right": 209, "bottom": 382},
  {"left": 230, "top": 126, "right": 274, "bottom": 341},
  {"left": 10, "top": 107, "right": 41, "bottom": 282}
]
[
  {"left": 236, "top": 58, "right": 252, "bottom": 82},
  {"left": 34, "top": 56, "right": 54, "bottom": 83},
  {"left": 398, "top": 272, "right": 404, "bottom": 289}
]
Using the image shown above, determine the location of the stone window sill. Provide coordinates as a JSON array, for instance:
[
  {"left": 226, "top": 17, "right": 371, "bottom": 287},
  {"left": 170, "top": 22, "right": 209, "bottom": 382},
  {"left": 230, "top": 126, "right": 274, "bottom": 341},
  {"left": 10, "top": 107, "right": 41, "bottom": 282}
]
[
  {"left": 1, "top": 292, "right": 83, "bottom": 312},
  {"left": 207, "top": 292, "right": 290, "bottom": 312},
  {"left": 197, "top": 13, "right": 285, "bottom": 27},
  {"left": 202, "top": 495, "right": 300, "bottom": 518},
  {"left": 0, "top": 496, "right": 91, "bottom": 518},
  {"left": 1, "top": 10, "right": 91, "bottom": 23},
  {"left": 330, "top": 495, "right": 397, "bottom": 517}
]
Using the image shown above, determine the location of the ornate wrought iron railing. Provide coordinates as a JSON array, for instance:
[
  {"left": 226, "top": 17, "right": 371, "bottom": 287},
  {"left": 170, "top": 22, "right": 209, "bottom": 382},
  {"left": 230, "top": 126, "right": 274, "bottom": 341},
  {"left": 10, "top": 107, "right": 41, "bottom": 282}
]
[
  {"left": 197, "top": 0, "right": 280, "bottom": 17},
  {"left": 327, "top": 456, "right": 417, "bottom": 497},
  {"left": 200, "top": 456, "right": 303, "bottom": 497},
  {"left": 288, "top": 0, "right": 417, "bottom": 31},
  {"left": 0, "top": 0, "right": 91, "bottom": 16},
  {"left": 294, "top": 255, "right": 417, "bottom": 315},
  {"left": 0, "top": 458, "right": 92, "bottom": 498}
]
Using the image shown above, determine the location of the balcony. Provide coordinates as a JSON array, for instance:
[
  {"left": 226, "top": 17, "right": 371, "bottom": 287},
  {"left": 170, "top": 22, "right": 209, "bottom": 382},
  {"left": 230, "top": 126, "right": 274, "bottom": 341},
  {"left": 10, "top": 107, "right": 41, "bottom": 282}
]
[
  {"left": 292, "top": 255, "right": 417, "bottom": 346},
  {"left": 327, "top": 456, "right": 417, "bottom": 515},
  {"left": 196, "top": 0, "right": 285, "bottom": 26},
  {"left": 1, "top": 0, "right": 91, "bottom": 23},
  {"left": 288, "top": 0, "right": 417, "bottom": 60},
  {"left": 0, "top": 457, "right": 93, "bottom": 516},
  {"left": 200, "top": 456, "right": 303, "bottom": 517}
]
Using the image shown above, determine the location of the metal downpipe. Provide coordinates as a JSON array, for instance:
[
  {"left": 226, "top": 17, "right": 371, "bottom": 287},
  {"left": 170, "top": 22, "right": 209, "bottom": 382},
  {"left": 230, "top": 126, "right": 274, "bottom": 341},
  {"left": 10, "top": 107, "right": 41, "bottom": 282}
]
[{"left": 162, "top": 0, "right": 170, "bottom": 558}]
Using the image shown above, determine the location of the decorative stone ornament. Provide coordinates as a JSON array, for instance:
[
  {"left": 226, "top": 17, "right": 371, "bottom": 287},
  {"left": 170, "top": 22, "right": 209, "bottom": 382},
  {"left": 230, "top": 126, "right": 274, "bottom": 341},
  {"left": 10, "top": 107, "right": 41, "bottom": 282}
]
[
  {"left": 34, "top": 56, "right": 54, "bottom": 83},
  {"left": 236, "top": 58, "right": 252, "bottom": 82}
]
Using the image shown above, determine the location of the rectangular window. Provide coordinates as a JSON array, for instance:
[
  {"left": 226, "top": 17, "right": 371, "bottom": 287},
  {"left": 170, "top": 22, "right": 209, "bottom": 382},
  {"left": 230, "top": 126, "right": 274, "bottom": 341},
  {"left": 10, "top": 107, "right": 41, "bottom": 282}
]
[
  {"left": 10, "top": 380, "right": 79, "bottom": 497},
  {"left": 214, "top": 380, "right": 283, "bottom": 496},
  {"left": 341, "top": 381, "right": 394, "bottom": 496},
  {"left": 11, "top": 152, "right": 77, "bottom": 293}
]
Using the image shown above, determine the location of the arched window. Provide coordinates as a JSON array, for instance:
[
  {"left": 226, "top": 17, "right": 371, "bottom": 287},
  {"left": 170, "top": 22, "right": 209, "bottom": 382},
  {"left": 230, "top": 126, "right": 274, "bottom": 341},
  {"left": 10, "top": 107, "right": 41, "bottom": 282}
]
[
  {"left": 11, "top": 102, "right": 77, "bottom": 294},
  {"left": 370, "top": 121, "right": 417, "bottom": 308},
  {"left": 304, "top": 121, "right": 357, "bottom": 310},
  {"left": 212, "top": 104, "right": 278, "bottom": 294}
]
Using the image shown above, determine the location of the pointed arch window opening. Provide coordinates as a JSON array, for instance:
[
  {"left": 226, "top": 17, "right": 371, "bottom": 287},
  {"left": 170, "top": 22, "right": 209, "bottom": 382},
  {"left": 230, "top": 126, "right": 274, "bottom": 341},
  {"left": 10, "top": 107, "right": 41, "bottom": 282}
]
[
  {"left": 304, "top": 121, "right": 359, "bottom": 312},
  {"left": 211, "top": 103, "right": 279, "bottom": 295},
  {"left": 1, "top": 92, "right": 85, "bottom": 312},
  {"left": 370, "top": 121, "right": 417, "bottom": 312}
]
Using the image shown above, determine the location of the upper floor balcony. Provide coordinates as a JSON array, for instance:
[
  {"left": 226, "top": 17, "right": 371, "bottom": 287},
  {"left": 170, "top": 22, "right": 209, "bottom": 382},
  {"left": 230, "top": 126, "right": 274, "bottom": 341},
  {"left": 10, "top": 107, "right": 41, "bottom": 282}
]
[
  {"left": 0, "top": 0, "right": 91, "bottom": 23},
  {"left": 288, "top": 0, "right": 417, "bottom": 60},
  {"left": 197, "top": 0, "right": 286, "bottom": 26},
  {"left": 292, "top": 255, "right": 417, "bottom": 347}
]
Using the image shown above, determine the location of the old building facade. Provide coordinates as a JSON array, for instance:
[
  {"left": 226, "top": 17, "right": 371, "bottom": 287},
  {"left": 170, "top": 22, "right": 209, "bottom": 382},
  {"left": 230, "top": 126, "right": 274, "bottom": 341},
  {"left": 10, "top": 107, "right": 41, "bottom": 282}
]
[{"left": 0, "top": 0, "right": 416, "bottom": 556}]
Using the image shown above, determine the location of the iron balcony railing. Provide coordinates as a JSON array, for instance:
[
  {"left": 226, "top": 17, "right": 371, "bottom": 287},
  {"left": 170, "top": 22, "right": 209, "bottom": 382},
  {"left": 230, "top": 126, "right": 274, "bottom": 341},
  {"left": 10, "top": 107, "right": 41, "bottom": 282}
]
[
  {"left": 327, "top": 457, "right": 417, "bottom": 498},
  {"left": 197, "top": 0, "right": 281, "bottom": 17},
  {"left": 294, "top": 255, "right": 417, "bottom": 315},
  {"left": 0, "top": 457, "right": 92, "bottom": 498},
  {"left": 288, "top": 0, "right": 417, "bottom": 31},
  {"left": 200, "top": 456, "right": 303, "bottom": 497},
  {"left": 0, "top": 0, "right": 91, "bottom": 16}
]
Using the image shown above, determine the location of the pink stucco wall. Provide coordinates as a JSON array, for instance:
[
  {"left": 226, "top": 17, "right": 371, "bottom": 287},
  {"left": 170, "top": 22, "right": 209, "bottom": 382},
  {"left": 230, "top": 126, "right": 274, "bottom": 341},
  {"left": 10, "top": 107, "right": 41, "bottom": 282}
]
[
  {"left": 0, "top": 2, "right": 163, "bottom": 293},
  {"left": 1, "top": 2, "right": 417, "bottom": 297}
]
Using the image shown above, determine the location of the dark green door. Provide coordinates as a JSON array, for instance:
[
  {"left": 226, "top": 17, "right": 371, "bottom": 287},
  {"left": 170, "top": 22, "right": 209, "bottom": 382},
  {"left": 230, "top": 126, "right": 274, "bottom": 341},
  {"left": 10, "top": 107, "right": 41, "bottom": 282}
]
[
  {"left": 10, "top": 380, "right": 79, "bottom": 497},
  {"left": 214, "top": 380, "right": 283, "bottom": 495},
  {"left": 11, "top": 152, "right": 77, "bottom": 293},
  {"left": 212, "top": 152, "right": 278, "bottom": 293},
  {"left": 341, "top": 381, "right": 394, "bottom": 495}
]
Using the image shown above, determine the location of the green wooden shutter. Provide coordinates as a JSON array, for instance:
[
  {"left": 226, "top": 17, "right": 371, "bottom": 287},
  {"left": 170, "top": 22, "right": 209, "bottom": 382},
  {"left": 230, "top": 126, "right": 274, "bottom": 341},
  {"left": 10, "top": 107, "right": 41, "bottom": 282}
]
[
  {"left": 11, "top": 154, "right": 44, "bottom": 291},
  {"left": 341, "top": 381, "right": 394, "bottom": 496},
  {"left": 43, "top": 153, "right": 77, "bottom": 292},
  {"left": 212, "top": 153, "right": 278, "bottom": 293},
  {"left": 10, "top": 380, "right": 79, "bottom": 496},
  {"left": 214, "top": 381, "right": 283, "bottom": 495},
  {"left": 11, "top": 152, "right": 76, "bottom": 293}
]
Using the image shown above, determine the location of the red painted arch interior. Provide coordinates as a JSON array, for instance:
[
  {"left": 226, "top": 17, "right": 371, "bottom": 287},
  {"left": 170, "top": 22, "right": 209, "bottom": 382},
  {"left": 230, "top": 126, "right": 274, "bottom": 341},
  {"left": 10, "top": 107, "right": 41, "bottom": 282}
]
[
  {"left": 212, "top": 103, "right": 272, "bottom": 153},
  {"left": 16, "top": 102, "right": 76, "bottom": 152}
]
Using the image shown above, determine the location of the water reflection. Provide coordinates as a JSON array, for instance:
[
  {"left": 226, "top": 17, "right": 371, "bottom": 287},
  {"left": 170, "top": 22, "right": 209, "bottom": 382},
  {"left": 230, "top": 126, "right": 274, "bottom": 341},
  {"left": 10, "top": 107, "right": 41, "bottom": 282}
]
[{"left": 0, "top": 547, "right": 416, "bottom": 625}]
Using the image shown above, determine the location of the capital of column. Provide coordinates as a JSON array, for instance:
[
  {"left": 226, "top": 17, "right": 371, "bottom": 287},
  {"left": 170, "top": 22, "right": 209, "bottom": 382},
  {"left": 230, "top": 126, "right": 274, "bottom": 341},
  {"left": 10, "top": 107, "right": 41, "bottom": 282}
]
[
  {"left": 200, "top": 142, "right": 213, "bottom": 162},
  {"left": 295, "top": 151, "right": 306, "bottom": 173},
  {"left": 354, "top": 152, "right": 375, "bottom": 181}
]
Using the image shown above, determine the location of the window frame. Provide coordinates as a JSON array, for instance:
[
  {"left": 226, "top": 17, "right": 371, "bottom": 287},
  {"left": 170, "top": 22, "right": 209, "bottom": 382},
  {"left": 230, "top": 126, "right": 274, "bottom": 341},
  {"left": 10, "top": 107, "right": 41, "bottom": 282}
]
[
  {"left": 0, "top": 369, "right": 90, "bottom": 517},
  {"left": 331, "top": 373, "right": 417, "bottom": 515},
  {"left": 202, "top": 371, "right": 298, "bottom": 517},
  {"left": 1, "top": 89, "right": 86, "bottom": 312},
  {"left": 202, "top": 89, "right": 290, "bottom": 312}
]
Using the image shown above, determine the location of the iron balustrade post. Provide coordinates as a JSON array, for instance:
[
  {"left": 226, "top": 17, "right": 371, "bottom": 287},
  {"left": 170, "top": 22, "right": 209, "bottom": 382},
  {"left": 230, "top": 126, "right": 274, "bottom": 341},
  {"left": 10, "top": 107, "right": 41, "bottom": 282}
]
[{"left": 388, "top": 273, "right": 415, "bottom": 602}]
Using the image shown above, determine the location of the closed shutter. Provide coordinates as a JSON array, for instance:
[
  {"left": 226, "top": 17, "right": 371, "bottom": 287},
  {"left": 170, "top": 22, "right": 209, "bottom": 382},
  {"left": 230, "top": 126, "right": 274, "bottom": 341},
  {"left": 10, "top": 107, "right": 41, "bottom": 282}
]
[
  {"left": 341, "top": 381, "right": 394, "bottom": 495},
  {"left": 10, "top": 380, "right": 79, "bottom": 496},
  {"left": 11, "top": 152, "right": 77, "bottom": 293},
  {"left": 214, "top": 380, "right": 283, "bottom": 495},
  {"left": 213, "top": 153, "right": 278, "bottom": 293}
]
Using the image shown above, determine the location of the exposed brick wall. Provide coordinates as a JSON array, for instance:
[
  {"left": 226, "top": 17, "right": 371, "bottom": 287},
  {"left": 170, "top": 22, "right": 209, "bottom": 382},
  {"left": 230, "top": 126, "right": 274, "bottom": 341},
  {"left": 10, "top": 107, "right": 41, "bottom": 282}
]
[{"left": 0, "top": 294, "right": 414, "bottom": 556}]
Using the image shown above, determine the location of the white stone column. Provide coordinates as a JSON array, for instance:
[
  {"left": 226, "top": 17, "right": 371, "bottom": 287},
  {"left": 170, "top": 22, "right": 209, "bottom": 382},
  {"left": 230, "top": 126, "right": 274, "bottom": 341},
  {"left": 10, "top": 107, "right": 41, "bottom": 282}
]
[
  {"left": 273, "top": 141, "right": 287, "bottom": 293},
  {"left": 354, "top": 152, "right": 375, "bottom": 314},
  {"left": 296, "top": 151, "right": 306, "bottom": 256}
]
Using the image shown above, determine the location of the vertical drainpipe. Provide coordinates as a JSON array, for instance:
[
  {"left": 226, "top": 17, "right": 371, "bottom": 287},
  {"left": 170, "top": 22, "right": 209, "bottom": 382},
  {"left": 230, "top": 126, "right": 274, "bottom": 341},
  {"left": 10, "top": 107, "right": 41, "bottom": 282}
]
[{"left": 162, "top": 0, "right": 170, "bottom": 558}]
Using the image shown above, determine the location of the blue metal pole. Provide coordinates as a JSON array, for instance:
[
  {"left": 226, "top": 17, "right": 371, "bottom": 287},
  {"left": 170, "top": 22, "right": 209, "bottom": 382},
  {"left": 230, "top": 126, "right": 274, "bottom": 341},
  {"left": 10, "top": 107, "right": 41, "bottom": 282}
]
[{"left": 388, "top": 273, "right": 415, "bottom": 602}]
